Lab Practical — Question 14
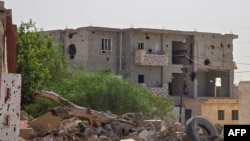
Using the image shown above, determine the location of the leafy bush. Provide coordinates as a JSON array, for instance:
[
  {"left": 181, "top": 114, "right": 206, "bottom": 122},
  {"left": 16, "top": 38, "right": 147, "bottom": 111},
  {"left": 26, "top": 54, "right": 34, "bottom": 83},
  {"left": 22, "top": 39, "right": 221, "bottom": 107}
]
[{"left": 50, "top": 68, "right": 173, "bottom": 119}]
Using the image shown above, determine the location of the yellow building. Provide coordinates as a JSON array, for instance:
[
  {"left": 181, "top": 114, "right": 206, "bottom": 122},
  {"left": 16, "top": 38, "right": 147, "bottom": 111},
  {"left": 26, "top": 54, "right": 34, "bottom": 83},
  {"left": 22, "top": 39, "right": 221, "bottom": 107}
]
[{"left": 184, "top": 98, "right": 239, "bottom": 125}]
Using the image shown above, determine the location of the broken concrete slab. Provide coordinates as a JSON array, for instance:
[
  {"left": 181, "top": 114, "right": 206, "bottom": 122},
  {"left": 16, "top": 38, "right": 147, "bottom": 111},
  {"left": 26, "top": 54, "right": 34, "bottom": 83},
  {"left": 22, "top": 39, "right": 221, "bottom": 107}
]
[
  {"left": 19, "top": 128, "right": 34, "bottom": 140},
  {"left": 29, "top": 112, "right": 61, "bottom": 136}
]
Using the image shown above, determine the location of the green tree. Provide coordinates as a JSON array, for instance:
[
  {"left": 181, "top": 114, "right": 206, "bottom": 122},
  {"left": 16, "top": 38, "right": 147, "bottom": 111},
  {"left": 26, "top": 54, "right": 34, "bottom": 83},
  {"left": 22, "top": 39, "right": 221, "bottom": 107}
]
[{"left": 16, "top": 19, "right": 68, "bottom": 106}]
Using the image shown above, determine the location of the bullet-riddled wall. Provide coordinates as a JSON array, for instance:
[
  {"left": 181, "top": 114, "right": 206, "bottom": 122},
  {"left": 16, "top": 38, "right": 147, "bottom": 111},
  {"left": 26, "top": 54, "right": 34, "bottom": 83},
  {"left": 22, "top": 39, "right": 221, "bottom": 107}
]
[{"left": 48, "top": 27, "right": 237, "bottom": 99}]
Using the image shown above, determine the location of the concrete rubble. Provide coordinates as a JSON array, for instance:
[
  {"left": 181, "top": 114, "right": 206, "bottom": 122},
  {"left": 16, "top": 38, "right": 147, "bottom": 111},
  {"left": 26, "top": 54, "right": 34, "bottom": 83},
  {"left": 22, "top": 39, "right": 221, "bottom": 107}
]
[
  {"left": 19, "top": 110, "right": 194, "bottom": 141},
  {"left": 19, "top": 110, "right": 224, "bottom": 141}
]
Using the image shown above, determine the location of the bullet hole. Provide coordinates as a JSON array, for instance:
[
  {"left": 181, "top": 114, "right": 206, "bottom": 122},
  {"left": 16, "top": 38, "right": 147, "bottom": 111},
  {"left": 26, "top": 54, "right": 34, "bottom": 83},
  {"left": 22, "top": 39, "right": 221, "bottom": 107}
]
[
  {"left": 68, "top": 44, "right": 76, "bottom": 59},
  {"left": 12, "top": 80, "right": 15, "bottom": 86},
  {"left": 211, "top": 52, "right": 213, "bottom": 54},
  {"left": 211, "top": 45, "right": 214, "bottom": 49},
  {"left": 68, "top": 32, "right": 77, "bottom": 39},
  {"left": 146, "top": 35, "right": 150, "bottom": 40},
  {"left": 212, "top": 35, "right": 215, "bottom": 38},
  {"left": 201, "top": 34, "right": 204, "bottom": 37},
  {"left": 81, "top": 40, "right": 84, "bottom": 42},
  {"left": 166, "top": 44, "right": 168, "bottom": 47},
  {"left": 148, "top": 49, "right": 152, "bottom": 53},
  {"left": 221, "top": 43, "right": 224, "bottom": 48},
  {"left": 223, "top": 54, "right": 225, "bottom": 57},
  {"left": 227, "top": 44, "right": 231, "bottom": 48},
  {"left": 92, "top": 31, "right": 95, "bottom": 34},
  {"left": 190, "top": 72, "right": 196, "bottom": 81},
  {"left": 181, "top": 67, "right": 187, "bottom": 73},
  {"left": 204, "top": 59, "right": 210, "bottom": 65},
  {"left": 106, "top": 57, "right": 109, "bottom": 61}
]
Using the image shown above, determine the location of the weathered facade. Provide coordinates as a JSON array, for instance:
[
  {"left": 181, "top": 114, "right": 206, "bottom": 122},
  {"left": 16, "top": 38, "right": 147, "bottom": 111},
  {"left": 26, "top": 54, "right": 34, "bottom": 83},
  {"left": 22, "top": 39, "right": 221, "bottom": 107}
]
[
  {"left": 238, "top": 81, "right": 250, "bottom": 124},
  {"left": 48, "top": 26, "right": 238, "bottom": 124}
]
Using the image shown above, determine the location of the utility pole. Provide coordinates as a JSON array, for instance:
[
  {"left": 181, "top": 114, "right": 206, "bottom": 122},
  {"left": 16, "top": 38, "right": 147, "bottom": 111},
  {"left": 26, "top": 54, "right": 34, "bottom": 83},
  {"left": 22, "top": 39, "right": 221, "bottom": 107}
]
[{"left": 179, "top": 52, "right": 187, "bottom": 123}]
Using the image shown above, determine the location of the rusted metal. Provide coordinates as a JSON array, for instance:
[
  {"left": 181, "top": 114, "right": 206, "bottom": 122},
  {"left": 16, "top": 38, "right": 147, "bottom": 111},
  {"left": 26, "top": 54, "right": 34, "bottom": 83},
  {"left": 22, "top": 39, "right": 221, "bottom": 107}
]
[{"left": 6, "top": 13, "right": 17, "bottom": 73}]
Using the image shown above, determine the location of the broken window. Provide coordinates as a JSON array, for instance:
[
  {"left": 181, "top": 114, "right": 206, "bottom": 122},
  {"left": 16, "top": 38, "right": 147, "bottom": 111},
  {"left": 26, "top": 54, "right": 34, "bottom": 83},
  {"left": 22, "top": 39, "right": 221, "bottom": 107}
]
[
  {"left": 138, "top": 42, "right": 144, "bottom": 50},
  {"left": 138, "top": 75, "right": 144, "bottom": 83},
  {"left": 232, "top": 110, "right": 238, "bottom": 120},
  {"left": 102, "top": 38, "right": 112, "bottom": 51},
  {"left": 218, "top": 110, "right": 224, "bottom": 120},
  {"left": 172, "top": 41, "right": 187, "bottom": 64}
]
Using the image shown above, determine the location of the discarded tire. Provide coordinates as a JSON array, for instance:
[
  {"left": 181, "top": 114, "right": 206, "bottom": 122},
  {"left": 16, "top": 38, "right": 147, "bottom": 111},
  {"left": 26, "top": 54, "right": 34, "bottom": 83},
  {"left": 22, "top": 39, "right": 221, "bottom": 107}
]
[
  {"left": 185, "top": 116, "right": 219, "bottom": 141},
  {"left": 214, "top": 123, "right": 223, "bottom": 135}
]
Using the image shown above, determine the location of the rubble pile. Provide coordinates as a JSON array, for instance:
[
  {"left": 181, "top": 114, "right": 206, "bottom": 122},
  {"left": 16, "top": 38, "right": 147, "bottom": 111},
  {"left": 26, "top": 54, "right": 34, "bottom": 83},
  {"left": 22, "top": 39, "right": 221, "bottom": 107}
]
[{"left": 19, "top": 111, "right": 190, "bottom": 141}]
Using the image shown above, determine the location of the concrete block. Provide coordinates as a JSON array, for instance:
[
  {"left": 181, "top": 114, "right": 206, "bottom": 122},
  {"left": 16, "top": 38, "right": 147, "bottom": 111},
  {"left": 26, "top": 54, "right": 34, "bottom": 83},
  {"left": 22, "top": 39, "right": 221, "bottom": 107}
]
[
  {"left": 29, "top": 112, "right": 61, "bottom": 136},
  {"left": 19, "top": 128, "right": 33, "bottom": 140}
]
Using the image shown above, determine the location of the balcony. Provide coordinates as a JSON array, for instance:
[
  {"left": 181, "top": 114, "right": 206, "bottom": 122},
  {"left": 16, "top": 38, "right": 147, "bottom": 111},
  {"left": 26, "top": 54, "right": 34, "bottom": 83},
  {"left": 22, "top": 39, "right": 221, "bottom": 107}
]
[
  {"left": 149, "top": 83, "right": 169, "bottom": 97},
  {"left": 135, "top": 50, "right": 168, "bottom": 66}
]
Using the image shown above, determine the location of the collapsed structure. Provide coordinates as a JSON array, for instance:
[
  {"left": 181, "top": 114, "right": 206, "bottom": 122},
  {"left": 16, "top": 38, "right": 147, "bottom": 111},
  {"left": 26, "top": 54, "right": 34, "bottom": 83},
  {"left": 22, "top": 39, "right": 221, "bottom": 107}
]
[{"left": 48, "top": 26, "right": 240, "bottom": 125}]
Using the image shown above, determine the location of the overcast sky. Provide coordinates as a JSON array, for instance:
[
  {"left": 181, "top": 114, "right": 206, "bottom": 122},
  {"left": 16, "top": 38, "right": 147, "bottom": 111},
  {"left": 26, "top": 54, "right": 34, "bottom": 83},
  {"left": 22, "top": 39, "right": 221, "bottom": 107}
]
[{"left": 5, "top": 0, "right": 250, "bottom": 85}]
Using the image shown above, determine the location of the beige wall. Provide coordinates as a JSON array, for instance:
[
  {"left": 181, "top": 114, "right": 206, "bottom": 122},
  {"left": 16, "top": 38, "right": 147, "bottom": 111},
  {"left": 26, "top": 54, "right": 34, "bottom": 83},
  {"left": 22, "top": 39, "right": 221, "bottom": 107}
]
[
  {"left": 184, "top": 98, "right": 238, "bottom": 125},
  {"left": 238, "top": 81, "right": 250, "bottom": 124},
  {"left": 201, "top": 99, "right": 238, "bottom": 125}
]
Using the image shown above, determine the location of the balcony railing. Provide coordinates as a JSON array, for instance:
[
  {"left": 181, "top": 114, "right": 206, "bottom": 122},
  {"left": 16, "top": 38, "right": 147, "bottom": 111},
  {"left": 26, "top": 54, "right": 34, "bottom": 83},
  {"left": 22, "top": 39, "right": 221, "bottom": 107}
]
[
  {"left": 135, "top": 50, "right": 168, "bottom": 66},
  {"left": 149, "top": 83, "right": 169, "bottom": 97}
]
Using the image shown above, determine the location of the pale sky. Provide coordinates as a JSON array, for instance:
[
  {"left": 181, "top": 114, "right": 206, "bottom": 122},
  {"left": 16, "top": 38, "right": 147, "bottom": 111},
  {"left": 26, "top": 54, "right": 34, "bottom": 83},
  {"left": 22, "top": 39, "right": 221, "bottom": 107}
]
[{"left": 5, "top": 0, "right": 250, "bottom": 85}]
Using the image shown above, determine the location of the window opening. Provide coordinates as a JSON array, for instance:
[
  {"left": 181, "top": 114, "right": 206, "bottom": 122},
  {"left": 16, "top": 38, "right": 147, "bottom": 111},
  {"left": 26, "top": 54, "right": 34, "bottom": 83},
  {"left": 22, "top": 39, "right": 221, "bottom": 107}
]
[
  {"left": 232, "top": 110, "right": 238, "bottom": 120},
  {"left": 68, "top": 44, "right": 76, "bottom": 59},
  {"left": 102, "top": 38, "right": 112, "bottom": 51},
  {"left": 138, "top": 75, "right": 144, "bottom": 83},
  {"left": 218, "top": 110, "right": 224, "bottom": 120},
  {"left": 138, "top": 42, "right": 144, "bottom": 50}
]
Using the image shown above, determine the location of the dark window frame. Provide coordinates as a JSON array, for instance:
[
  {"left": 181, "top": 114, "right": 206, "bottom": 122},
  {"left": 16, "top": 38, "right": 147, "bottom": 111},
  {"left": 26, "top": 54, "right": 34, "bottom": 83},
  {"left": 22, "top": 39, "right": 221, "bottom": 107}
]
[
  {"left": 218, "top": 110, "right": 224, "bottom": 120},
  {"left": 232, "top": 110, "right": 238, "bottom": 120},
  {"left": 102, "top": 38, "right": 112, "bottom": 51},
  {"left": 138, "top": 75, "right": 144, "bottom": 83},
  {"left": 138, "top": 42, "right": 144, "bottom": 50}
]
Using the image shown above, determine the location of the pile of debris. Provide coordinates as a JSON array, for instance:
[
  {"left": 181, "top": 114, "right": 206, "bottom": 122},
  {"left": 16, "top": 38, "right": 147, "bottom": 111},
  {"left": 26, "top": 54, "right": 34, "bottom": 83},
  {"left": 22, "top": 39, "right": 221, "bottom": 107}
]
[
  {"left": 20, "top": 111, "right": 188, "bottom": 141},
  {"left": 19, "top": 90, "right": 224, "bottom": 141}
]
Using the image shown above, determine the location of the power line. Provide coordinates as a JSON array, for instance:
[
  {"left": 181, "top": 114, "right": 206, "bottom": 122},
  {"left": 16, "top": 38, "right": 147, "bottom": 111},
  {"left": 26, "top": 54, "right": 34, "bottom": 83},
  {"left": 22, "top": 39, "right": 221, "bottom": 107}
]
[{"left": 235, "top": 71, "right": 250, "bottom": 73}]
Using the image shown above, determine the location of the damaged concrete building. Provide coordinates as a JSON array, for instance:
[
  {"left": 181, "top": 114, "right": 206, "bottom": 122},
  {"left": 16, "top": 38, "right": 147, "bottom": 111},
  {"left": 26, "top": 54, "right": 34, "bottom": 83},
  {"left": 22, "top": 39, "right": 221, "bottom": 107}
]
[
  {"left": 48, "top": 26, "right": 238, "bottom": 125},
  {"left": 0, "top": 1, "right": 22, "bottom": 141}
]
